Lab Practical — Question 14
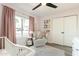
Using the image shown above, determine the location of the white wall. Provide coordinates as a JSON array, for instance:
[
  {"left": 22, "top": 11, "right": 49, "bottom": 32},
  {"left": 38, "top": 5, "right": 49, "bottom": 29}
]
[
  {"left": 39, "top": 8, "right": 79, "bottom": 43},
  {"left": 34, "top": 16, "right": 45, "bottom": 32}
]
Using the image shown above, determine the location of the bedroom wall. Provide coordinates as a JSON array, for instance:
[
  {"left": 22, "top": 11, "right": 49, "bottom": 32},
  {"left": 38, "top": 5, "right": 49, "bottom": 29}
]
[
  {"left": 34, "top": 16, "right": 44, "bottom": 32},
  {"left": 40, "top": 8, "right": 79, "bottom": 43}
]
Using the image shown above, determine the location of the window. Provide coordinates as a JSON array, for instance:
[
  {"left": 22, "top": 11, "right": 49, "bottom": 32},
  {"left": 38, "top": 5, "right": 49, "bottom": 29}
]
[{"left": 15, "top": 16, "right": 29, "bottom": 37}]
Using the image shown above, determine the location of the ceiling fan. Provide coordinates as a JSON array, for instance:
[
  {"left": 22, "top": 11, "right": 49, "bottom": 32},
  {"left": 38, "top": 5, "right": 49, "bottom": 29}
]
[{"left": 32, "top": 3, "right": 58, "bottom": 10}]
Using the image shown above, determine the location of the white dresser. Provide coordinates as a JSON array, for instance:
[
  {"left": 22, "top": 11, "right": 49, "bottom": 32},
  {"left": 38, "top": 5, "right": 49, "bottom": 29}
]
[{"left": 72, "top": 37, "right": 79, "bottom": 56}]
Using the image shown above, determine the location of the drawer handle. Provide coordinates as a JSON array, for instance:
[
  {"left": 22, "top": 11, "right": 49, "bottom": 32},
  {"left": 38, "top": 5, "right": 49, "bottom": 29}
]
[{"left": 76, "top": 49, "right": 79, "bottom": 51}]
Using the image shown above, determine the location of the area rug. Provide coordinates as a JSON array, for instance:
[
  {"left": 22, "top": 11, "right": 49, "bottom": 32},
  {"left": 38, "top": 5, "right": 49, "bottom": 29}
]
[{"left": 33, "top": 45, "right": 65, "bottom": 56}]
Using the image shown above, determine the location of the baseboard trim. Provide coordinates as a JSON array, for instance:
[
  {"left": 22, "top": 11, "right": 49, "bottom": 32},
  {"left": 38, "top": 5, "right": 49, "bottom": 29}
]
[{"left": 47, "top": 43, "right": 72, "bottom": 48}]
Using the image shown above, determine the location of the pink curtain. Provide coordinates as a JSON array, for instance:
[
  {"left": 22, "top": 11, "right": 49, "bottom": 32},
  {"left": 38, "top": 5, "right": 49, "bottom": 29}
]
[
  {"left": 0, "top": 6, "right": 16, "bottom": 46},
  {"left": 29, "top": 16, "right": 35, "bottom": 37}
]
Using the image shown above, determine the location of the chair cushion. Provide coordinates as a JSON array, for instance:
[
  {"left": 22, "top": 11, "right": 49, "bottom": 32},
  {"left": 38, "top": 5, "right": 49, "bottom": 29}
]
[{"left": 34, "top": 38, "right": 47, "bottom": 47}]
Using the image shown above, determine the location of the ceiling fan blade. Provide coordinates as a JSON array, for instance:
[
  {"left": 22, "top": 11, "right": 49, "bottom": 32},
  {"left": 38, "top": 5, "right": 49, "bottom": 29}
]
[
  {"left": 46, "top": 3, "right": 57, "bottom": 8},
  {"left": 32, "top": 3, "right": 42, "bottom": 10}
]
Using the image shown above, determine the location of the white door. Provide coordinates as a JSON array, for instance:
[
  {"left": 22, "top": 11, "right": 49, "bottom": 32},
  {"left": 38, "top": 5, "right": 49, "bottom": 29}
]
[
  {"left": 52, "top": 18, "right": 64, "bottom": 45},
  {"left": 64, "top": 16, "right": 77, "bottom": 47}
]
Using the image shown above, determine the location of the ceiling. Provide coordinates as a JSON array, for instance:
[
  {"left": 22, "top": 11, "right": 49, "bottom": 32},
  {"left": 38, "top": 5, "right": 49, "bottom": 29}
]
[{"left": 3, "top": 3, "right": 79, "bottom": 18}]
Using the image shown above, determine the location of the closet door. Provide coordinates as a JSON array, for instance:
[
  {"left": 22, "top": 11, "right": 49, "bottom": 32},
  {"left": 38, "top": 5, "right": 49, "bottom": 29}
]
[
  {"left": 52, "top": 18, "right": 64, "bottom": 45},
  {"left": 64, "top": 16, "right": 77, "bottom": 47}
]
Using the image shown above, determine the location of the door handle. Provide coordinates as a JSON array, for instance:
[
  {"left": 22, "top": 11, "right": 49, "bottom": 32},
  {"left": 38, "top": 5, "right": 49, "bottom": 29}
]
[{"left": 61, "top": 32, "right": 64, "bottom": 33}]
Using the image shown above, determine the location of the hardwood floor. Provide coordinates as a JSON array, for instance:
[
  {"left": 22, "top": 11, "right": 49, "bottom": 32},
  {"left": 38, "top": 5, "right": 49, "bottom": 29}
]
[{"left": 46, "top": 43, "right": 72, "bottom": 56}]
